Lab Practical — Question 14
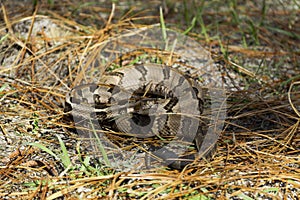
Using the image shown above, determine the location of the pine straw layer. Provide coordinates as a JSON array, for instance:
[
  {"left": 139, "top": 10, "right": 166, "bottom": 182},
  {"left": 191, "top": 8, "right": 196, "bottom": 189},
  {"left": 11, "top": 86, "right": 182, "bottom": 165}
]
[{"left": 0, "top": 1, "right": 300, "bottom": 199}]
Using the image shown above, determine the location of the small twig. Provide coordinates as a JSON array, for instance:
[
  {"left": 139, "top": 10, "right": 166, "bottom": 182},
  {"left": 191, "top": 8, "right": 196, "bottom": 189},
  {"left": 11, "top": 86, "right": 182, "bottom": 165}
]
[{"left": 288, "top": 81, "right": 300, "bottom": 118}]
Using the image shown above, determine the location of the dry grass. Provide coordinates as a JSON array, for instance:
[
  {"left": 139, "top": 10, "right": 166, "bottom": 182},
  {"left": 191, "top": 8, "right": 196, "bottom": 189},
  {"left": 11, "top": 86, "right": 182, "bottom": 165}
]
[{"left": 0, "top": 0, "right": 299, "bottom": 199}]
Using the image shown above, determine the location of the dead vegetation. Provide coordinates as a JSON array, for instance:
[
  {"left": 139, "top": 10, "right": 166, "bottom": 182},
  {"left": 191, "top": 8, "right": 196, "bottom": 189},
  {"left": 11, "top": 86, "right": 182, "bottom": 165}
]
[{"left": 0, "top": 0, "right": 299, "bottom": 199}]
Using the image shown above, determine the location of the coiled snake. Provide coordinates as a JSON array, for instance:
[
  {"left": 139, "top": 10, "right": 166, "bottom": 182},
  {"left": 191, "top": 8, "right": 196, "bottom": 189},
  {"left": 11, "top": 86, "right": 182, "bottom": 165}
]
[{"left": 65, "top": 63, "right": 215, "bottom": 169}]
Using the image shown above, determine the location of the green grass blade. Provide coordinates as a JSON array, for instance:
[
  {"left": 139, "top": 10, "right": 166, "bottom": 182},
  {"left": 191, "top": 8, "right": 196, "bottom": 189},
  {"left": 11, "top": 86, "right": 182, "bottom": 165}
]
[
  {"left": 266, "top": 25, "right": 300, "bottom": 39},
  {"left": 159, "top": 6, "right": 167, "bottom": 41},
  {"left": 28, "top": 142, "right": 59, "bottom": 160},
  {"left": 89, "top": 119, "right": 111, "bottom": 166},
  {"left": 183, "top": 17, "right": 197, "bottom": 35},
  {"left": 56, "top": 134, "right": 72, "bottom": 168}
]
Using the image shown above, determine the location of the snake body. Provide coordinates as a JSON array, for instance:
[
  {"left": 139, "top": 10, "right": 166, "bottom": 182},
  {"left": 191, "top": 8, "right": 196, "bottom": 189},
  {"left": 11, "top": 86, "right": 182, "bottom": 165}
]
[{"left": 65, "top": 63, "right": 213, "bottom": 169}]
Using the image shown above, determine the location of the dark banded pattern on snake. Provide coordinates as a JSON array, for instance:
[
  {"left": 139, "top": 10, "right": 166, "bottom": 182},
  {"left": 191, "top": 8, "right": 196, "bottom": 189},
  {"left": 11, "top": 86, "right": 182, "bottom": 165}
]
[{"left": 65, "top": 63, "right": 214, "bottom": 169}]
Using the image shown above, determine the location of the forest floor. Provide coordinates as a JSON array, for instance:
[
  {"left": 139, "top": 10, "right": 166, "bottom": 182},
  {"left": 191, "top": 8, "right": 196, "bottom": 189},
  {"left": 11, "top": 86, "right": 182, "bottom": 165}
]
[{"left": 0, "top": 0, "right": 299, "bottom": 199}]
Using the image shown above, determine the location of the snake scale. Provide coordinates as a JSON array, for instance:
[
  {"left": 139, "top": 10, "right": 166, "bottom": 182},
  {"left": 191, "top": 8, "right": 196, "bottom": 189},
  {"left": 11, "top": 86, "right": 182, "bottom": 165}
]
[{"left": 65, "top": 63, "right": 215, "bottom": 169}]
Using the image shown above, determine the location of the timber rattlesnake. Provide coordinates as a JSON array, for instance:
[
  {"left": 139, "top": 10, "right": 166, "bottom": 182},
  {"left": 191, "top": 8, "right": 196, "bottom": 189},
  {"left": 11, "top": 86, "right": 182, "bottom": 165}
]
[{"left": 65, "top": 63, "right": 215, "bottom": 169}]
